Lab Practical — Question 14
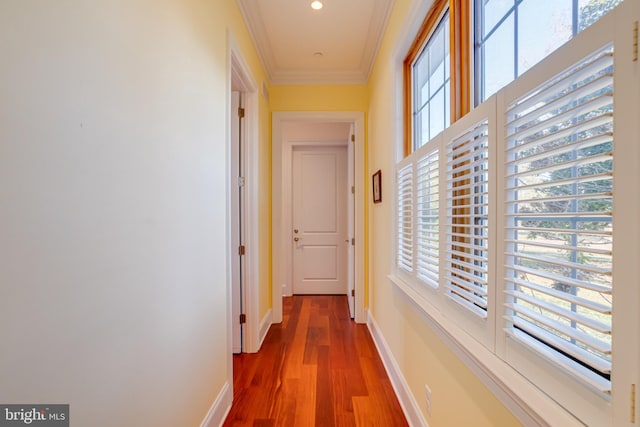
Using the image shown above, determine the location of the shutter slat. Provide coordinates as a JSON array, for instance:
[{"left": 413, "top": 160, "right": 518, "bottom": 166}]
[
  {"left": 510, "top": 191, "right": 611, "bottom": 205},
  {"left": 508, "top": 264, "right": 611, "bottom": 294},
  {"left": 506, "top": 52, "right": 613, "bottom": 117},
  {"left": 506, "top": 172, "right": 612, "bottom": 192},
  {"left": 505, "top": 290, "right": 611, "bottom": 334},
  {"left": 507, "top": 133, "right": 612, "bottom": 167},
  {"left": 505, "top": 238, "right": 612, "bottom": 256},
  {"left": 506, "top": 152, "right": 612, "bottom": 179},
  {"left": 507, "top": 72, "right": 613, "bottom": 129},
  {"left": 446, "top": 280, "right": 489, "bottom": 304},
  {"left": 506, "top": 94, "right": 612, "bottom": 141},
  {"left": 505, "top": 225, "right": 611, "bottom": 236},
  {"left": 506, "top": 251, "right": 612, "bottom": 275},
  {"left": 506, "top": 113, "right": 613, "bottom": 156},
  {"left": 447, "top": 291, "right": 489, "bottom": 314},
  {"left": 505, "top": 303, "right": 611, "bottom": 354},
  {"left": 505, "top": 277, "right": 611, "bottom": 314}
]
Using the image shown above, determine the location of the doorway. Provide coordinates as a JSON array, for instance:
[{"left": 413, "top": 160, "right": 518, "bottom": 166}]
[
  {"left": 228, "top": 35, "right": 261, "bottom": 357},
  {"left": 272, "top": 112, "right": 366, "bottom": 324}
]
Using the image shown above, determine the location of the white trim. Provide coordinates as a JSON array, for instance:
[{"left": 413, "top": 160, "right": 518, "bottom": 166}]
[
  {"left": 368, "top": 315, "right": 429, "bottom": 427},
  {"left": 199, "top": 381, "right": 232, "bottom": 427},
  {"left": 228, "top": 31, "right": 262, "bottom": 356},
  {"left": 389, "top": 274, "right": 584, "bottom": 427},
  {"left": 272, "top": 112, "right": 366, "bottom": 323},
  {"left": 258, "top": 308, "right": 273, "bottom": 349}
]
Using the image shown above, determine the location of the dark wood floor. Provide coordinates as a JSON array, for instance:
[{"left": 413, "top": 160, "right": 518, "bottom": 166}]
[{"left": 223, "top": 295, "right": 409, "bottom": 427}]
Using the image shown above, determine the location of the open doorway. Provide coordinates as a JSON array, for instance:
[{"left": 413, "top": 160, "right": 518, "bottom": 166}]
[
  {"left": 272, "top": 112, "right": 365, "bottom": 324},
  {"left": 228, "top": 35, "right": 261, "bottom": 359}
]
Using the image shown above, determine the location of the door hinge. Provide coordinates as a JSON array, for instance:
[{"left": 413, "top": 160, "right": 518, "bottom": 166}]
[
  {"left": 351, "top": 186, "right": 355, "bottom": 194},
  {"left": 351, "top": 289, "right": 355, "bottom": 297},
  {"left": 351, "top": 238, "right": 355, "bottom": 246},
  {"left": 239, "top": 313, "right": 246, "bottom": 324},
  {"left": 631, "top": 384, "right": 636, "bottom": 423},
  {"left": 239, "top": 245, "right": 245, "bottom": 256},
  {"left": 351, "top": 134, "right": 355, "bottom": 142},
  {"left": 238, "top": 107, "right": 245, "bottom": 118},
  {"left": 633, "top": 21, "right": 638, "bottom": 62},
  {"left": 238, "top": 176, "right": 246, "bottom": 187}
]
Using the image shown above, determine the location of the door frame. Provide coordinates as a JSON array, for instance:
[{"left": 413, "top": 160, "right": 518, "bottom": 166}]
[
  {"left": 272, "top": 112, "right": 366, "bottom": 323},
  {"left": 227, "top": 32, "right": 261, "bottom": 355}
]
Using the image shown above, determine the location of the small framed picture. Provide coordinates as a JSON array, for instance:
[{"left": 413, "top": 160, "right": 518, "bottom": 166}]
[{"left": 372, "top": 170, "right": 382, "bottom": 204}]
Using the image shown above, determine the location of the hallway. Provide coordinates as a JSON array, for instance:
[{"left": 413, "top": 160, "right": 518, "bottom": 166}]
[{"left": 224, "top": 296, "right": 408, "bottom": 426}]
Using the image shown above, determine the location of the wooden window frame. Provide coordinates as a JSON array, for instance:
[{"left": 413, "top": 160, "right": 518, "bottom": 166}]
[{"left": 403, "top": 0, "right": 471, "bottom": 157}]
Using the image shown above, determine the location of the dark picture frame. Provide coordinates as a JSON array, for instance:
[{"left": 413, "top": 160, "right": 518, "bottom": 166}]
[{"left": 372, "top": 170, "right": 382, "bottom": 204}]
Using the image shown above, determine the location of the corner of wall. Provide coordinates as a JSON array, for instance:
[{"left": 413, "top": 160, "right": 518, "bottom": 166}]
[{"left": 200, "top": 382, "right": 233, "bottom": 427}]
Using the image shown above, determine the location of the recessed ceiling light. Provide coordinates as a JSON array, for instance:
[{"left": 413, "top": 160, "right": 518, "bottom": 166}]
[{"left": 311, "top": 1, "right": 323, "bottom": 10}]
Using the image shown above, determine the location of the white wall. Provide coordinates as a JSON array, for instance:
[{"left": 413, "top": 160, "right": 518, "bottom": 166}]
[{"left": 0, "top": 2, "right": 234, "bottom": 426}]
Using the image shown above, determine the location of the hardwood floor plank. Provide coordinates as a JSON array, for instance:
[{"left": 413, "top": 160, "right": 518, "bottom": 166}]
[
  {"left": 223, "top": 296, "right": 408, "bottom": 427},
  {"left": 315, "top": 345, "right": 336, "bottom": 426},
  {"left": 293, "top": 365, "right": 317, "bottom": 426}
]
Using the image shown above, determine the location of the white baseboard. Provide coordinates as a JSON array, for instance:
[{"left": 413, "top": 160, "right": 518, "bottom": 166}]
[
  {"left": 368, "top": 315, "right": 429, "bottom": 427},
  {"left": 200, "top": 381, "right": 233, "bottom": 427},
  {"left": 258, "top": 309, "right": 272, "bottom": 349}
]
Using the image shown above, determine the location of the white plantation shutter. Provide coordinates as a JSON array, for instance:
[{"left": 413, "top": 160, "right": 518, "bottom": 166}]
[
  {"left": 504, "top": 45, "right": 614, "bottom": 393},
  {"left": 416, "top": 150, "right": 440, "bottom": 287},
  {"left": 445, "top": 120, "right": 490, "bottom": 318},
  {"left": 397, "top": 164, "right": 414, "bottom": 273}
]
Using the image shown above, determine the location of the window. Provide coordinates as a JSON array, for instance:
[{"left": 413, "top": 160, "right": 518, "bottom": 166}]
[
  {"left": 413, "top": 12, "right": 451, "bottom": 151},
  {"left": 394, "top": 0, "right": 637, "bottom": 424},
  {"left": 475, "top": 0, "right": 624, "bottom": 104},
  {"left": 404, "top": 0, "right": 471, "bottom": 156}
]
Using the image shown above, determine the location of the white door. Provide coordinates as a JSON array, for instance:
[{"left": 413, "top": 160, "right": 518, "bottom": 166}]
[
  {"left": 346, "top": 126, "right": 355, "bottom": 317},
  {"left": 230, "top": 91, "right": 245, "bottom": 353},
  {"left": 292, "top": 146, "right": 348, "bottom": 294}
]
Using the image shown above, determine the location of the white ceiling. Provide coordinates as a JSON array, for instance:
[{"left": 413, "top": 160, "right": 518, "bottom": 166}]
[{"left": 237, "top": 0, "right": 395, "bottom": 85}]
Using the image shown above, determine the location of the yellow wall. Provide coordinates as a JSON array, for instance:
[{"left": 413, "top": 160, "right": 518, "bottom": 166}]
[
  {"left": 366, "top": 0, "right": 522, "bottom": 425},
  {"left": 270, "top": 84, "right": 369, "bottom": 111}
]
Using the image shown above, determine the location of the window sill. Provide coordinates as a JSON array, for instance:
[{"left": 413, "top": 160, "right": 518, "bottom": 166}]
[{"left": 388, "top": 273, "right": 585, "bottom": 427}]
